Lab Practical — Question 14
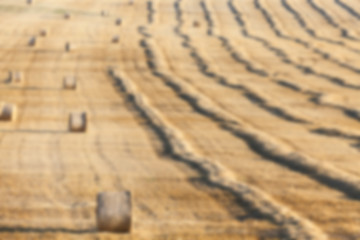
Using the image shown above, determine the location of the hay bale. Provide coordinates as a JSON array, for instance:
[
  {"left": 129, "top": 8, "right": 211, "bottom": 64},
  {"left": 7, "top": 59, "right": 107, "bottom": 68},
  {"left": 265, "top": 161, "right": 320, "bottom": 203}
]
[
  {"left": 39, "top": 29, "right": 48, "bottom": 37},
  {"left": 115, "top": 18, "right": 122, "bottom": 26},
  {"left": 96, "top": 191, "right": 132, "bottom": 233},
  {"left": 0, "top": 103, "right": 17, "bottom": 121},
  {"left": 101, "top": 10, "right": 109, "bottom": 17},
  {"left": 28, "top": 36, "right": 36, "bottom": 47},
  {"left": 112, "top": 35, "right": 120, "bottom": 43},
  {"left": 65, "top": 42, "right": 71, "bottom": 52},
  {"left": 9, "top": 71, "right": 23, "bottom": 85},
  {"left": 108, "top": 67, "right": 115, "bottom": 76},
  {"left": 193, "top": 21, "right": 200, "bottom": 27},
  {"left": 69, "top": 112, "right": 87, "bottom": 132},
  {"left": 63, "top": 76, "right": 77, "bottom": 90},
  {"left": 64, "top": 12, "right": 71, "bottom": 19}
]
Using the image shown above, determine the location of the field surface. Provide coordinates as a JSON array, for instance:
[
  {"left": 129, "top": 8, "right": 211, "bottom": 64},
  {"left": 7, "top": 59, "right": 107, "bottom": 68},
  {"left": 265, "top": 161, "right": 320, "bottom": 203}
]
[{"left": 0, "top": 0, "right": 360, "bottom": 239}]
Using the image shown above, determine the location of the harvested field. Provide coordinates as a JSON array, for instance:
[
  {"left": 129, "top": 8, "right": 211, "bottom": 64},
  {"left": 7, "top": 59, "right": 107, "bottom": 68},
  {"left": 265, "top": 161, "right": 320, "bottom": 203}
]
[{"left": 0, "top": 0, "right": 359, "bottom": 239}]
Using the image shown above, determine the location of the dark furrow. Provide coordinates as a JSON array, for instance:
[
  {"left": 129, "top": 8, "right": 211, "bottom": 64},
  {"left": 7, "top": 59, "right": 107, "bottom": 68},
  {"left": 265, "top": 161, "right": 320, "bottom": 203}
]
[
  {"left": 253, "top": 2, "right": 360, "bottom": 146},
  {"left": 178, "top": 0, "right": 360, "bottom": 175},
  {"left": 274, "top": 78, "right": 360, "bottom": 123},
  {"left": 175, "top": 1, "right": 308, "bottom": 124},
  {"left": 254, "top": 0, "right": 360, "bottom": 75},
  {"left": 281, "top": 0, "right": 360, "bottom": 53},
  {"left": 275, "top": 79, "right": 303, "bottom": 92},
  {"left": 334, "top": 0, "right": 360, "bottom": 20},
  {"left": 240, "top": 86, "right": 308, "bottom": 124},
  {"left": 199, "top": 1, "right": 320, "bottom": 125},
  {"left": 311, "top": 98, "right": 360, "bottom": 122},
  {"left": 134, "top": 24, "right": 327, "bottom": 239},
  {"left": 200, "top": 1, "right": 269, "bottom": 77},
  {"left": 147, "top": 0, "right": 156, "bottom": 24},
  {"left": 140, "top": 1, "right": 360, "bottom": 204},
  {"left": 307, "top": 0, "right": 359, "bottom": 40},
  {"left": 227, "top": 0, "right": 360, "bottom": 90},
  {"left": 201, "top": 0, "right": 360, "bottom": 131},
  {"left": 311, "top": 127, "right": 360, "bottom": 151},
  {"left": 201, "top": 0, "right": 214, "bottom": 36},
  {"left": 219, "top": 36, "right": 269, "bottom": 77}
]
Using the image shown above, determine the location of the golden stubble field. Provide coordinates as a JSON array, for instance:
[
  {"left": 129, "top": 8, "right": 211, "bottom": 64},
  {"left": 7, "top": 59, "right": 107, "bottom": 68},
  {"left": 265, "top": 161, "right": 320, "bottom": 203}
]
[{"left": 0, "top": 0, "right": 360, "bottom": 239}]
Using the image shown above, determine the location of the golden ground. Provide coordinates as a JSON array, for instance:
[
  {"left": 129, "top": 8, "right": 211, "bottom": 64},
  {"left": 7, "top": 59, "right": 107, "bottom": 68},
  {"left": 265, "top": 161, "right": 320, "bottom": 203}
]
[{"left": 0, "top": 0, "right": 360, "bottom": 239}]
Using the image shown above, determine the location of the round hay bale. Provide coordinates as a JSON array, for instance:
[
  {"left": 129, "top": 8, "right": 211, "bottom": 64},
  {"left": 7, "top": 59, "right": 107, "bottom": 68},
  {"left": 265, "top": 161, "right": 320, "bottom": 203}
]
[
  {"left": 112, "top": 35, "right": 120, "bottom": 43},
  {"left": 65, "top": 42, "right": 71, "bottom": 52},
  {"left": 101, "top": 10, "right": 109, "bottom": 17},
  {"left": 63, "top": 76, "right": 77, "bottom": 90},
  {"left": 96, "top": 191, "right": 132, "bottom": 233},
  {"left": 69, "top": 112, "right": 87, "bottom": 132},
  {"left": 28, "top": 36, "right": 37, "bottom": 47},
  {"left": 0, "top": 103, "right": 17, "bottom": 121},
  {"left": 9, "top": 71, "right": 23, "bottom": 85},
  {"left": 64, "top": 12, "right": 71, "bottom": 19},
  {"left": 115, "top": 18, "right": 122, "bottom": 26},
  {"left": 39, "top": 29, "right": 48, "bottom": 37},
  {"left": 193, "top": 21, "right": 200, "bottom": 27}
]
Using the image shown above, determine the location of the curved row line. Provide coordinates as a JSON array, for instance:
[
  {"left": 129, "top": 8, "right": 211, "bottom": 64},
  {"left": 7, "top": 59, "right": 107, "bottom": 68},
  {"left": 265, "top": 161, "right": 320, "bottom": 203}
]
[
  {"left": 311, "top": 127, "right": 360, "bottom": 151},
  {"left": 163, "top": 0, "right": 360, "bottom": 203},
  {"left": 180, "top": 1, "right": 308, "bottom": 124},
  {"left": 147, "top": 0, "right": 156, "bottom": 24},
  {"left": 175, "top": 0, "right": 360, "bottom": 160},
  {"left": 228, "top": 0, "right": 360, "bottom": 91},
  {"left": 135, "top": 22, "right": 327, "bottom": 239},
  {"left": 201, "top": 0, "right": 360, "bottom": 132},
  {"left": 273, "top": 78, "right": 360, "bottom": 151},
  {"left": 274, "top": 78, "right": 360, "bottom": 123},
  {"left": 281, "top": 0, "right": 360, "bottom": 53},
  {"left": 306, "top": 0, "right": 359, "bottom": 41},
  {"left": 254, "top": 0, "right": 360, "bottom": 75},
  {"left": 200, "top": 1, "right": 268, "bottom": 77},
  {"left": 334, "top": 0, "right": 360, "bottom": 20},
  {"left": 202, "top": 1, "right": 313, "bottom": 124},
  {"left": 249, "top": 0, "right": 360, "bottom": 123}
]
